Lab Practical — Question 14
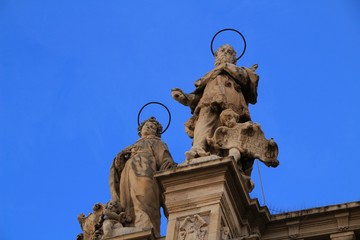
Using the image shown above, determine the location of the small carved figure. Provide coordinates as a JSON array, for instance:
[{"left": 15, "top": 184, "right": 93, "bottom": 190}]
[
  {"left": 101, "top": 200, "right": 131, "bottom": 239},
  {"left": 220, "top": 226, "right": 230, "bottom": 240},
  {"left": 77, "top": 203, "right": 105, "bottom": 240},
  {"left": 172, "top": 44, "right": 259, "bottom": 160},
  {"left": 207, "top": 108, "right": 279, "bottom": 192},
  {"left": 109, "top": 117, "right": 176, "bottom": 237}
]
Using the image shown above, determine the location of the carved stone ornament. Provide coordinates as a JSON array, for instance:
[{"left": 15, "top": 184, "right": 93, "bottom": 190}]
[
  {"left": 77, "top": 203, "right": 106, "bottom": 240},
  {"left": 208, "top": 121, "right": 279, "bottom": 167},
  {"left": 101, "top": 200, "right": 132, "bottom": 239},
  {"left": 221, "top": 226, "right": 230, "bottom": 240},
  {"left": 178, "top": 215, "right": 208, "bottom": 240}
]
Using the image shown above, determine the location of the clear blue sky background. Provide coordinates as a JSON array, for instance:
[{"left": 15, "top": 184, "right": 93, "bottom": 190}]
[{"left": 1, "top": 1, "right": 360, "bottom": 239}]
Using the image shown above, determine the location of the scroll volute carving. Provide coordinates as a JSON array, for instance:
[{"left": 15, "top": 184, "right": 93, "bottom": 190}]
[{"left": 335, "top": 212, "right": 350, "bottom": 232}]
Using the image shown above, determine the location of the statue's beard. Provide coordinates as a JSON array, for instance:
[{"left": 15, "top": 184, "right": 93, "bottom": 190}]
[{"left": 215, "top": 55, "right": 236, "bottom": 66}]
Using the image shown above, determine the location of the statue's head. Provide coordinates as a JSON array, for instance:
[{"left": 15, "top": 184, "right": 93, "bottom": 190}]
[
  {"left": 220, "top": 109, "right": 239, "bottom": 128},
  {"left": 214, "top": 44, "right": 237, "bottom": 66},
  {"left": 138, "top": 117, "right": 162, "bottom": 137},
  {"left": 106, "top": 200, "right": 121, "bottom": 212}
]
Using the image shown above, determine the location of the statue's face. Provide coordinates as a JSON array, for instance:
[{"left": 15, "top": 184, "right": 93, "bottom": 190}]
[
  {"left": 140, "top": 121, "right": 157, "bottom": 137},
  {"left": 108, "top": 201, "right": 118, "bottom": 211},
  {"left": 215, "top": 45, "right": 236, "bottom": 65},
  {"left": 221, "top": 113, "right": 238, "bottom": 128}
]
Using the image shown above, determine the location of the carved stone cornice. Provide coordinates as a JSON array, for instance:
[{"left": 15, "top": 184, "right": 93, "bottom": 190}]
[{"left": 262, "top": 202, "right": 360, "bottom": 240}]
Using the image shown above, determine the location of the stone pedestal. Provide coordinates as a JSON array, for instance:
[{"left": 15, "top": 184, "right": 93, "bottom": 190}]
[{"left": 155, "top": 157, "right": 270, "bottom": 240}]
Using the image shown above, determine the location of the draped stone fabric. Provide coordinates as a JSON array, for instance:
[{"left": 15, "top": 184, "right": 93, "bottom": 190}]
[{"left": 109, "top": 135, "right": 175, "bottom": 237}]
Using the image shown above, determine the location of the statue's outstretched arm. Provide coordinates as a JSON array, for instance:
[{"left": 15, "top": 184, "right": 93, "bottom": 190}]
[
  {"left": 171, "top": 88, "right": 192, "bottom": 106},
  {"left": 171, "top": 88, "right": 200, "bottom": 113}
]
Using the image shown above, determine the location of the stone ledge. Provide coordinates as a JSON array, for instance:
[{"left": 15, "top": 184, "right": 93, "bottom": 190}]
[{"left": 103, "top": 228, "right": 156, "bottom": 240}]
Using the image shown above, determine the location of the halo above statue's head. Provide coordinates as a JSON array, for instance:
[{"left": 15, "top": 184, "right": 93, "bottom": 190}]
[
  {"left": 210, "top": 28, "right": 247, "bottom": 61},
  {"left": 137, "top": 102, "right": 171, "bottom": 135}
]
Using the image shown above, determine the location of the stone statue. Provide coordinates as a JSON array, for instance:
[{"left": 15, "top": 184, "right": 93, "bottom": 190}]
[
  {"left": 172, "top": 43, "right": 278, "bottom": 191},
  {"left": 172, "top": 44, "right": 259, "bottom": 160},
  {"left": 109, "top": 117, "right": 176, "bottom": 237}
]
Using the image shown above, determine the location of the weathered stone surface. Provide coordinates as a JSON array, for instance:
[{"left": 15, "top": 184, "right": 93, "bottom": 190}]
[{"left": 77, "top": 203, "right": 106, "bottom": 240}]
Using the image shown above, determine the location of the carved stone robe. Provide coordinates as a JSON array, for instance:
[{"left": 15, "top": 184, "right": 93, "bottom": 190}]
[
  {"left": 186, "top": 64, "right": 259, "bottom": 154},
  {"left": 109, "top": 136, "right": 174, "bottom": 237}
]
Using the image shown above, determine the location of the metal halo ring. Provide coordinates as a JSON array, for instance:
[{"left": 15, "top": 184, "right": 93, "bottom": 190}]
[
  {"left": 137, "top": 101, "right": 171, "bottom": 134},
  {"left": 210, "top": 28, "right": 247, "bottom": 61}
]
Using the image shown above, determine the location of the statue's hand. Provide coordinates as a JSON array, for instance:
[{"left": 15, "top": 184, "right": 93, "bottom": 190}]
[
  {"left": 208, "top": 63, "right": 228, "bottom": 79},
  {"left": 250, "top": 64, "right": 258, "bottom": 72},
  {"left": 171, "top": 88, "right": 185, "bottom": 100},
  {"left": 206, "top": 136, "right": 214, "bottom": 145},
  {"left": 120, "top": 212, "right": 132, "bottom": 223},
  {"left": 218, "top": 63, "right": 227, "bottom": 69},
  {"left": 171, "top": 88, "right": 188, "bottom": 105},
  {"left": 194, "top": 78, "right": 202, "bottom": 87}
]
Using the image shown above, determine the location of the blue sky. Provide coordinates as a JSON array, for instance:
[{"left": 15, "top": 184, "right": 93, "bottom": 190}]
[{"left": 1, "top": 1, "right": 360, "bottom": 239}]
